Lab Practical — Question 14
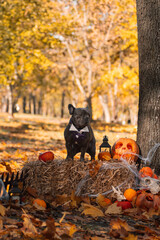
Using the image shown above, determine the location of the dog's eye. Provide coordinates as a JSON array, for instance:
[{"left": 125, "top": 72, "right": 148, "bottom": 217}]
[
  {"left": 86, "top": 114, "right": 90, "bottom": 119},
  {"left": 75, "top": 115, "right": 80, "bottom": 120}
]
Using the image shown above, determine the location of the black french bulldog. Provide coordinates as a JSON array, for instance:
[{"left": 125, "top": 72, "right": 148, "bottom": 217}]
[{"left": 64, "top": 104, "right": 96, "bottom": 161}]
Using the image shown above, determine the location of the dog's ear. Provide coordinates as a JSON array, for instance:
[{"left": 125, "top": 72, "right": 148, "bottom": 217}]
[{"left": 68, "top": 104, "right": 75, "bottom": 115}]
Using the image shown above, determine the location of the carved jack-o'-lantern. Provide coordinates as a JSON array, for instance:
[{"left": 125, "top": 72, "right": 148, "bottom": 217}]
[
  {"left": 111, "top": 138, "right": 139, "bottom": 162},
  {"left": 135, "top": 190, "right": 160, "bottom": 210}
]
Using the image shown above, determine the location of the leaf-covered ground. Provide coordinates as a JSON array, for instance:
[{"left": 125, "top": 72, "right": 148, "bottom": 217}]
[{"left": 0, "top": 113, "right": 160, "bottom": 240}]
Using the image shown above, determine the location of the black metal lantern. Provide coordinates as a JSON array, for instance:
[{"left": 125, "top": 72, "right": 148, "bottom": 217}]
[
  {"left": 99, "top": 135, "right": 111, "bottom": 153},
  {"left": 9, "top": 181, "right": 22, "bottom": 205}
]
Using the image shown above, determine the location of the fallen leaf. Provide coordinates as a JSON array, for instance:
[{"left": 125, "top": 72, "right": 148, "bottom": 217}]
[
  {"left": 96, "top": 194, "right": 111, "bottom": 208},
  {"left": 68, "top": 224, "right": 78, "bottom": 237},
  {"left": 110, "top": 218, "right": 132, "bottom": 231},
  {"left": 110, "top": 218, "right": 132, "bottom": 239},
  {"left": 81, "top": 203, "right": 104, "bottom": 218},
  {"left": 43, "top": 217, "right": 61, "bottom": 240},
  {"left": 2, "top": 151, "right": 11, "bottom": 158},
  {"left": 0, "top": 217, "right": 3, "bottom": 230},
  {"left": 0, "top": 164, "right": 7, "bottom": 173},
  {"left": 3, "top": 217, "right": 18, "bottom": 225},
  {"left": 0, "top": 204, "right": 6, "bottom": 216},
  {"left": 124, "top": 234, "right": 138, "bottom": 240},
  {"left": 1, "top": 161, "right": 12, "bottom": 173},
  {"left": 143, "top": 226, "right": 160, "bottom": 238},
  {"left": 88, "top": 160, "right": 102, "bottom": 177},
  {"left": 80, "top": 196, "right": 91, "bottom": 204},
  {"left": 4, "top": 224, "right": 18, "bottom": 229},
  {"left": 57, "top": 222, "right": 78, "bottom": 238},
  {"left": 54, "top": 194, "right": 70, "bottom": 205},
  {"left": 26, "top": 187, "right": 38, "bottom": 198},
  {"left": 22, "top": 155, "right": 28, "bottom": 161},
  {"left": 9, "top": 160, "right": 21, "bottom": 169},
  {"left": 141, "top": 207, "right": 160, "bottom": 220},
  {"left": 21, "top": 213, "right": 38, "bottom": 237},
  {"left": 70, "top": 191, "right": 81, "bottom": 208},
  {"left": 105, "top": 202, "right": 122, "bottom": 215}
]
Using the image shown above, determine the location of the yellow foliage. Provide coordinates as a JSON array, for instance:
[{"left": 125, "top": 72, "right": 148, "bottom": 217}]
[{"left": 0, "top": 164, "right": 7, "bottom": 173}]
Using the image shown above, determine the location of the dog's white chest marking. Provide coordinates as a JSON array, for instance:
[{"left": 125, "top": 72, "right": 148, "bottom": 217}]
[{"left": 69, "top": 124, "right": 89, "bottom": 133}]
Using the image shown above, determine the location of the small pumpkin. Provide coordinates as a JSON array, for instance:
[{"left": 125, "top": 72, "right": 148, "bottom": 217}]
[
  {"left": 98, "top": 151, "right": 111, "bottom": 161},
  {"left": 135, "top": 190, "right": 160, "bottom": 210},
  {"left": 39, "top": 151, "right": 54, "bottom": 162},
  {"left": 139, "top": 167, "right": 153, "bottom": 178},
  {"left": 116, "top": 200, "right": 132, "bottom": 210},
  {"left": 33, "top": 198, "right": 47, "bottom": 209},
  {"left": 124, "top": 188, "right": 137, "bottom": 202},
  {"left": 111, "top": 138, "right": 139, "bottom": 162},
  {"left": 153, "top": 174, "right": 158, "bottom": 179}
]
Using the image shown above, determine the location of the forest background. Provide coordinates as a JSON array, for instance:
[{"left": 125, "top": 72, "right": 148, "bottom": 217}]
[
  {"left": 1, "top": 2, "right": 160, "bottom": 238},
  {"left": 0, "top": 0, "right": 138, "bottom": 125}
]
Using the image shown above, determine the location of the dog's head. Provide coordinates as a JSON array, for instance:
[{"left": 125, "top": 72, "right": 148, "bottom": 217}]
[{"left": 68, "top": 104, "right": 90, "bottom": 129}]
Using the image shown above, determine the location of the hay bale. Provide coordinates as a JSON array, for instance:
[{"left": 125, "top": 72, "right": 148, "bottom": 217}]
[{"left": 22, "top": 159, "right": 137, "bottom": 201}]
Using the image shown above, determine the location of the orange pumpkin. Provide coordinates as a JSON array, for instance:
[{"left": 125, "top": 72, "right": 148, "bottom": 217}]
[
  {"left": 139, "top": 167, "right": 153, "bottom": 178},
  {"left": 153, "top": 174, "right": 158, "bottom": 179},
  {"left": 111, "top": 138, "right": 139, "bottom": 162},
  {"left": 98, "top": 151, "right": 111, "bottom": 161},
  {"left": 124, "top": 188, "right": 137, "bottom": 202},
  {"left": 135, "top": 190, "right": 160, "bottom": 210},
  {"left": 39, "top": 151, "right": 54, "bottom": 162},
  {"left": 33, "top": 198, "right": 47, "bottom": 209}
]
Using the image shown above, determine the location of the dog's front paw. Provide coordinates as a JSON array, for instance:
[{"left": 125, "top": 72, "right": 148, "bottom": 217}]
[
  {"left": 65, "top": 156, "right": 73, "bottom": 161},
  {"left": 80, "top": 157, "right": 84, "bottom": 162}
]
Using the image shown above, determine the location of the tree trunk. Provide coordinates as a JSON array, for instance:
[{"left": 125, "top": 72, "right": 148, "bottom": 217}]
[
  {"left": 109, "top": 84, "right": 115, "bottom": 122},
  {"left": 32, "top": 96, "right": 36, "bottom": 114},
  {"left": 61, "top": 91, "right": 65, "bottom": 118},
  {"left": 86, "top": 95, "right": 93, "bottom": 120},
  {"left": 136, "top": 0, "right": 160, "bottom": 173},
  {"left": 29, "top": 94, "right": 32, "bottom": 114},
  {"left": 6, "top": 85, "right": 13, "bottom": 116},
  {"left": 23, "top": 96, "right": 26, "bottom": 113},
  {"left": 38, "top": 100, "right": 42, "bottom": 115},
  {"left": 99, "top": 95, "right": 111, "bottom": 122},
  {"left": 114, "top": 78, "right": 118, "bottom": 122},
  {"left": 1, "top": 96, "right": 7, "bottom": 112}
]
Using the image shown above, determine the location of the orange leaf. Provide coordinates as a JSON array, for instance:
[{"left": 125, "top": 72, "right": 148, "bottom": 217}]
[
  {"left": 96, "top": 194, "right": 111, "bottom": 208},
  {"left": 110, "top": 218, "right": 131, "bottom": 231},
  {"left": 124, "top": 234, "right": 138, "bottom": 240},
  {"left": 0, "top": 164, "right": 7, "bottom": 173},
  {"left": 68, "top": 224, "right": 78, "bottom": 237},
  {"left": 110, "top": 218, "right": 132, "bottom": 239},
  {"left": 88, "top": 160, "right": 102, "bottom": 177},
  {"left": 21, "top": 213, "right": 38, "bottom": 237},
  {"left": 0, "top": 204, "right": 6, "bottom": 217}
]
